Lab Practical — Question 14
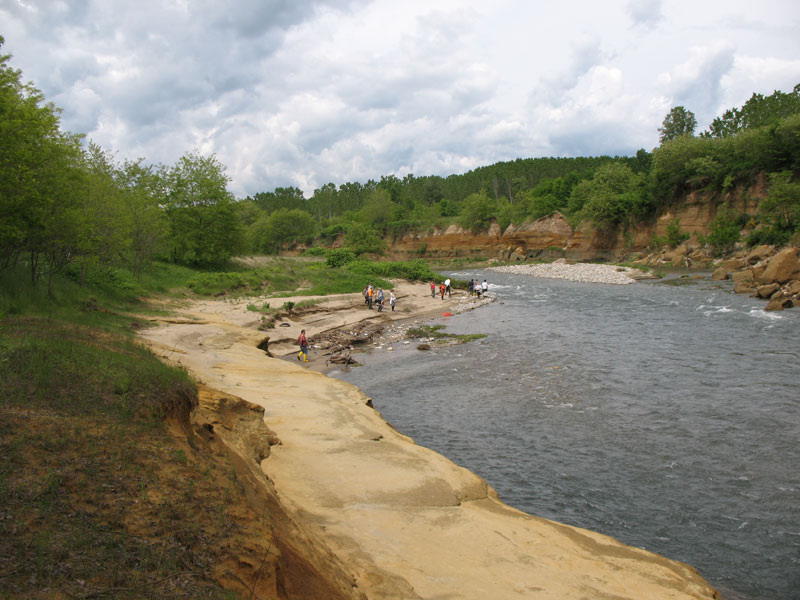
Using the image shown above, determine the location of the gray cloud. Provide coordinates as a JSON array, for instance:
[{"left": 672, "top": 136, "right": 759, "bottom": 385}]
[
  {"left": 2, "top": 0, "right": 798, "bottom": 197},
  {"left": 626, "top": 0, "right": 663, "bottom": 29},
  {"left": 660, "top": 43, "right": 736, "bottom": 123}
]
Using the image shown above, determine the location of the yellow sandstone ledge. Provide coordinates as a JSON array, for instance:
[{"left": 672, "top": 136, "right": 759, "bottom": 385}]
[{"left": 141, "top": 282, "right": 720, "bottom": 599}]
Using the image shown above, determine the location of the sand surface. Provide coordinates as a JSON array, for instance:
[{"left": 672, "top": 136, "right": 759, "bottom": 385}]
[{"left": 140, "top": 282, "right": 719, "bottom": 599}]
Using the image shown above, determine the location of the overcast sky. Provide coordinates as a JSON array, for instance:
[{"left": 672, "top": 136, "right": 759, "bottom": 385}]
[{"left": 2, "top": 0, "right": 799, "bottom": 197}]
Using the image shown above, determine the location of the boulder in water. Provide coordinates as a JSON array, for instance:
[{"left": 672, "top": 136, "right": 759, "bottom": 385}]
[
  {"left": 759, "top": 247, "right": 800, "bottom": 285},
  {"left": 757, "top": 283, "right": 780, "bottom": 298}
]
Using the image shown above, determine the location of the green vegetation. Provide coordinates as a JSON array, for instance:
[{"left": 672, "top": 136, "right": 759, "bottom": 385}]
[
  {"left": 4, "top": 31, "right": 799, "bottom": 285},
  {"left": 0, "top": 277, "right": 271, "bottom": 597},
  {"left": 659, "top": 106, "right": 698, "bottom": 143},
  {"left": 699, "top": 205, "right": 748, "bottom": 255},
  {"left": 406, "top": 324, "right": 487, "bottom": 345}
]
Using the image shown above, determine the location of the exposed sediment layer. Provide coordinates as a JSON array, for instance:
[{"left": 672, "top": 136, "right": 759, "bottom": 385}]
[{"left": 140, "top": 283, "right": 720, "bottom": 599}]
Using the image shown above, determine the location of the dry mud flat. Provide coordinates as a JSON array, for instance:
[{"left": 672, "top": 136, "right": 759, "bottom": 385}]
[{"left": 140, "top": 282, "right": 719, "bottom": 600}]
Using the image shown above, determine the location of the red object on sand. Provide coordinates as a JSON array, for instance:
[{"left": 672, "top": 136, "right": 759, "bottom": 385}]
[{"left": 442, "top": 312, "right": 453, "bottom": 317}]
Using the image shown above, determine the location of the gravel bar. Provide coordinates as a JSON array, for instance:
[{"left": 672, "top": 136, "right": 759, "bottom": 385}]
[{"left": 490, "top": 263, "right": 642, "bottom": 285}]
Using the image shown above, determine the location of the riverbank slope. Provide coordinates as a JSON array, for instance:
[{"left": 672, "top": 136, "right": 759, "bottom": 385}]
[{"left": 140, "top": 282, "right": 720, "bottom": 599}]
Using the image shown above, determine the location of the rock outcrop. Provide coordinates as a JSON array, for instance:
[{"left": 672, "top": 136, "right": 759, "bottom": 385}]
[
  {"left": 388, "top": 177, "right": 766, "bottom": 264},
  {"left": 709, "top": 246, "right": 800, "bottom": 310}
]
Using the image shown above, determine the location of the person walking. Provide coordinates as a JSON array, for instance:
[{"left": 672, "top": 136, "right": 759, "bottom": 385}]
[
  {"left": 389, "top": 289, "right": 396, "bottom": 312},
  {"left": 297, "top": 329, "right": 309, "bottom": 363},
  {"left": 430, "top": 280, "right": 436, "bottom": 298},
  {"left": 376, "top": 288, "right": 385, "bottom": 312},
  {"left": 444, "top": 278, "right": 451, "bottom": 297},
  {"left": 468, "top": 278, "right": 474, "bottom": 296},
  {"left": 367, "top": 284, "right": 374, "bottom": 310},
  {"left": 439, "top": 282, "right": 445, "bottom": 300},
  {"left": 482, "top": 279, "right": 488, "bottom": 295}
]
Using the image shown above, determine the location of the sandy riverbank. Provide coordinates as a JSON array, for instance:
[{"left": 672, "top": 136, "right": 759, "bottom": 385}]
[{"left": 139, "top": 282, "right": 719, "bottom": 599}]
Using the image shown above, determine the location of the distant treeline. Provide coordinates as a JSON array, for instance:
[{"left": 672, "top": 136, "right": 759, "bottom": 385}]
[{"left": 2, "top": 31, "right": 799, "bottom": 290}]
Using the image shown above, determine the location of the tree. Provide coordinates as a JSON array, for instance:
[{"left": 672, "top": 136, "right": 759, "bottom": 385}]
[
  {"left": 659, "top": 106, "right": 697, "bottom": 144},
  {"left": 759, "top": 171, "right": 800, "bottom": 234},
  {"left": 459, "top": 191, "right": 495, "bottom": 233},
  {"left": 571, "top": 163, "right": 650, "bottom": 228},
  {"left": 0, "top": 36, "right": 84, "bottom": 283},
  {"left": 249, "top": 208, "right": 314, "bottom": 254},
  {"left": 119, "top": 159, "right": 169, "bottom": 278},
  {"left": 163, "top": 153, "right": 242, "bottom": 265},
  {"left": 703, "top": 84, "right": 800, "bottom": 138},
  {"left": 358, "top": 189, "right": 395, "bottom": 229}
]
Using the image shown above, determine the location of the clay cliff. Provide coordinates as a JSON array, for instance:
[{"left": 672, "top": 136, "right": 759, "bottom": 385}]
[{"left": 388, "top": 176, "right": 767, "bottom": 263}]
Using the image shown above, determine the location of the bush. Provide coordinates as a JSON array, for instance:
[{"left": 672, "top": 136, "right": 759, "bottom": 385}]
[
  {"left": 324, "top": 248, "right": 356, "bottom": 268},
  {"left": 665, "top": 218, "right": 690, "bottom": 248},
  {"left": 706, "top": 206, "right": 744, "bottom": 255},
  {"left": 348, "top": 259, "right": 440, "bottom": 282},
  {"left": 344, "top": 222, "right": 386, "bottom": 255}
]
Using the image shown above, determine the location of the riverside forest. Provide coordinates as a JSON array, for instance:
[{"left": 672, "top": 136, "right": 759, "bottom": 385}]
[{"left": 2, "top": 30, "right": 800, "bottom": 599}]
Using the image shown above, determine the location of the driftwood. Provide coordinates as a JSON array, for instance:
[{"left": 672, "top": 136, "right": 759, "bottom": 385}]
[{"left": 326, "top": 352, "right": 359, "bottom": 366}]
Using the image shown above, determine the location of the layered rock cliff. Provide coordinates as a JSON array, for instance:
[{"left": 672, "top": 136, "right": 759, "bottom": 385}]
[{"left": 388, "top": 176, "right": 767, "bottom": 263}]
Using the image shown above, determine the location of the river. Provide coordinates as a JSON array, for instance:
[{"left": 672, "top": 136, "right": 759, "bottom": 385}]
[{"left": 329, "top": 270, "right": 799, "bottom": 600}]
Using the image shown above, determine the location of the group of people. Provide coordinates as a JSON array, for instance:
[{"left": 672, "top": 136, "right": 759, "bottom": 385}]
[
  {"left": 430, "top": 278, "right": 452, "bottom": 299},
  {"left": 298, "top": 278, "right": 490, "bottom": 363},
  {"left": 429, "top": 277, "right": 490, "bottom": 299},
  {"left": 362, "top": 284, "right": 396, "bottom": 312},
  {"left": 429, "top": 277, "right": 489, "bottom": 299},
  {"left": 468, "top": 278, "right": 489, "bottom": 297}
]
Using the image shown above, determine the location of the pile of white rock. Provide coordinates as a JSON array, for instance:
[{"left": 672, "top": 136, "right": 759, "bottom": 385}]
[{"left": 491, "top": 261, "right": 642, "bottom": 285}]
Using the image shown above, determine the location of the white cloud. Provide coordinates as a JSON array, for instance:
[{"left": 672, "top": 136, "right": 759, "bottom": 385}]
[{"left": 1, "top": 0, "right": 798, "bottom": 197}]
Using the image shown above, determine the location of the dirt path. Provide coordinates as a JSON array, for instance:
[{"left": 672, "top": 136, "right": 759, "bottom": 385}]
[{"left": 139, "top": 283, "right": 720, "bottom": 600}]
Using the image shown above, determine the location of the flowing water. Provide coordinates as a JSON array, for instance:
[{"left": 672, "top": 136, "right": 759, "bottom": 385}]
[{"left": 330, "top": 270, "right": 800, "bottom": 600}]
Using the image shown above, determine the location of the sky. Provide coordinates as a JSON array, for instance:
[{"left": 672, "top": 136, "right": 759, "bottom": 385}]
[{"left": 2, "top": 0, "right": 799, "bottom": 198}]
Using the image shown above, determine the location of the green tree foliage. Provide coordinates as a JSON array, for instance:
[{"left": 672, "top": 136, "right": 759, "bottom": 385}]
[
  {"left": 343, "top": 222, "right": 386, "bottom": 255},
  {"left": 658, "top": 106, "right": 698, "bottom": 144},
  {"left": 0, "top": 38, "right": 84, "bottom": 282},
  {"left": 162, "top": 153, "right": 242, "bottom": 265},
  {"left": 652, "top": 112, "right": 800, "bottom": 203},
  {"left": 249, "top": 208, "right": 314, "bottom": 254},
  {"left": 571, "top": 163, "right": 650, "bottom": 228},
  {"left": 459, "top": 191, "right": 496, "bottom": 233},
  {"left": 665, "top": 218, "right": 690, "bottom": 248},
  {"left": 705, "top": 205, "right": 743, "bottom": 255},
  {"left": 704, "top": 84, "right": 800, "bottom": 138},
  {"left": 118, "top": 159, "right": 170, "bottom": 278},
  {"left": 250, "top": 186, "right": 306, "bottom": 213},
  {"left": 358, "top": 188, "right": 396, "bottom": 229},
  {"left": 750, "top": 171, "right": 800, "bottom": 245}
]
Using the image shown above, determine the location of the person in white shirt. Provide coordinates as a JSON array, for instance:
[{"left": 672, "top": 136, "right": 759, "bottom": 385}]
[
  {"left": 444, "top": 278, "right": 451, "bottom": 297},
  {"left": 482, "top": 279, "right": 488, "bottom": 294}
]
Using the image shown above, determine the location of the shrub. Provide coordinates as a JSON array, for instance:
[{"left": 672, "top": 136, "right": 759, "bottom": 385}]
[
  {"left": 325, "top": 248, "right": 356, "bottom": 268},
  {"left": 706, "top": 206, "right": 743, "bottom": 255},
  {"left": 665, "top": 218, "right": 690, "bottom": 248}
]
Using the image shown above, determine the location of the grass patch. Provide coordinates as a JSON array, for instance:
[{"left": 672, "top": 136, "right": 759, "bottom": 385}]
[{"left": 0, "top": 314, "right": 277, "bottom": 598}]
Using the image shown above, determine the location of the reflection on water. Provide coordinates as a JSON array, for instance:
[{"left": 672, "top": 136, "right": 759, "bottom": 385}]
[{"left": 331, "top": 272, "right": 800, "bottom": 600}]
